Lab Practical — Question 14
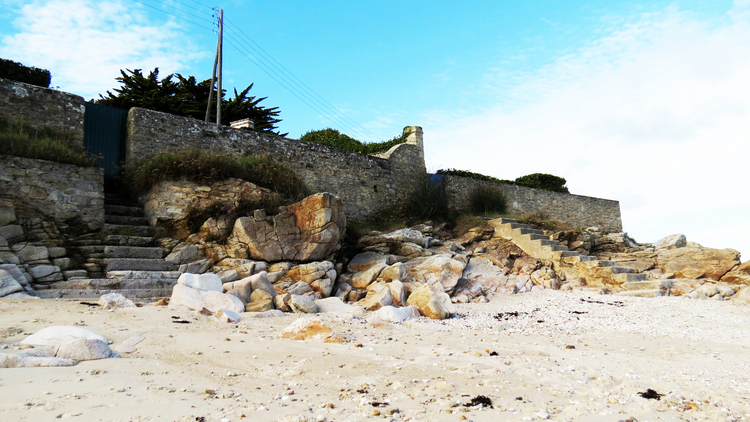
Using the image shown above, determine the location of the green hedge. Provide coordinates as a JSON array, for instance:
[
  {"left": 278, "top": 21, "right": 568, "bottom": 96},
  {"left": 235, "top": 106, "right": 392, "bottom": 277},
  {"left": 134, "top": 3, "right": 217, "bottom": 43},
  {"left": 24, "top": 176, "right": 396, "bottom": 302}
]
[
  {"left": 437, "top": 169, "right": 569, "bottom": 193},
  {"left": 514, "top": 173, "right": 569, "bottom": 193},
  {"left": 299, "top": 128, "right": 410, "bottom": 154},
  {"left": 436, "top": 168, "right": 515, "bottom": 185},
  {"left": 0, "top": 58, "right": 51, "bottom": 88}
]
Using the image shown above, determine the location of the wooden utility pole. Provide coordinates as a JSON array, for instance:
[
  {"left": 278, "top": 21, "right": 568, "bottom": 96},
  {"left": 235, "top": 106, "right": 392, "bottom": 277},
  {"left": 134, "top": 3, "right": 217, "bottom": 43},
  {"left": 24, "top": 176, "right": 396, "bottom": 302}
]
[
  {"left": 216, "top": 8, "right": 223, "bottom": 125},
  {"left": 205, "top": 8, "right": 224, "bottom": 124}
]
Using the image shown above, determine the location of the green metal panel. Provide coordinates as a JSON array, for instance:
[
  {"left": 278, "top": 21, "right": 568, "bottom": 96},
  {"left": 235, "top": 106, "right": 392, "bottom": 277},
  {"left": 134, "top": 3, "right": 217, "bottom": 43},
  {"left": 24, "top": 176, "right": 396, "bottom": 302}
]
[{"left": 83, "top": 103, "right": 127, "bottom": 189}]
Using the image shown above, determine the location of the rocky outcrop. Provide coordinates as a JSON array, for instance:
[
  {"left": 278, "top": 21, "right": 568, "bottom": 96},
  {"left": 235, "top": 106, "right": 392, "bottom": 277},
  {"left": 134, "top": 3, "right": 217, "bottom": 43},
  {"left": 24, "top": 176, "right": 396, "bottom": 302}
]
[
  {"left": 231, "top": 193, "right": 345, "bottom": 262},
  {"left": 656, "top": 246, "right": 740, "bottom": 281}
]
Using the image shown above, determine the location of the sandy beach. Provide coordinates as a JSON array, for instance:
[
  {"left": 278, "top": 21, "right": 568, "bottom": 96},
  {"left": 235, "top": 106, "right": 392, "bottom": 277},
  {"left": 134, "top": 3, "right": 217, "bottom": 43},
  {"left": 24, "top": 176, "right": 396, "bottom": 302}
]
[{"left": 2, "top": 291, "right": 749, "bottom": 422}]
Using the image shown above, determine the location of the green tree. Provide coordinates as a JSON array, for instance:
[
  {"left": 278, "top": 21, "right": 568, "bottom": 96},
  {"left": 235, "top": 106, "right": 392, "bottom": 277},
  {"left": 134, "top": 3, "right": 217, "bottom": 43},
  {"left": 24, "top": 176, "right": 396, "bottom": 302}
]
[{"left": 98, "top": 68, "right": 285, "bottom": 135}]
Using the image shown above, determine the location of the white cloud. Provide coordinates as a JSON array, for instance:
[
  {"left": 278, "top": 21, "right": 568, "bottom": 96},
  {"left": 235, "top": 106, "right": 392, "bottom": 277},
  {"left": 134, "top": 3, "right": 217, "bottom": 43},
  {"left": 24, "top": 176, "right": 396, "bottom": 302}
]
[
  {"left": 426, "top": 5, "right": 750, "bottom": 259},
  {"left": 0, "top": 0, "right": 205, "bottom": 100}
]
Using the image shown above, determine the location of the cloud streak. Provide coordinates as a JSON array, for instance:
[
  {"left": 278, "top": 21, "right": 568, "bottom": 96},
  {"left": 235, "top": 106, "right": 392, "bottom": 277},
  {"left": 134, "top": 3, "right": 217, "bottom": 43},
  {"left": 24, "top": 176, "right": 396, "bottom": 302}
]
[
  {"left": 0, "top": 0, "right": 206, "bottom": 99},
  {"left": 426, "top": 3, "right": 750, "bottom": 258}
]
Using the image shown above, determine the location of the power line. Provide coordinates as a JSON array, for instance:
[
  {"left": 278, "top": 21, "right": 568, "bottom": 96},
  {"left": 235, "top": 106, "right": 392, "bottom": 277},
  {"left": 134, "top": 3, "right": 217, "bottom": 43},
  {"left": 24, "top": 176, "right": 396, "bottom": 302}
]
[
  {"left": 224, "top": 18, "right": 382, "bottom": 142},
  {"left": 224, "top": 36, "right": 373, "bottom": 141},
  {"left": 223, "top": 31, "right": 375, "bottom": 141},
  {"left": 131, "top": 0, "right": 214, "bottom": 30},
  {"left": 132, "top": 1, "right": 381, "bottom": 141}
]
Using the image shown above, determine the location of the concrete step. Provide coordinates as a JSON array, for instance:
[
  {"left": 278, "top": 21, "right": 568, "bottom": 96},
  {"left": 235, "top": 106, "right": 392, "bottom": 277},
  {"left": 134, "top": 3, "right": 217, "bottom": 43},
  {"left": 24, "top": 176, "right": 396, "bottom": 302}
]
[
  {"left": 610, "top": 266, "right": 634, "bottom": 274},
  {"left": 615, "top": 289, "right": 663, "bottom": 298},
  {"left": 36, "top": 288, "right": 172, "bottom": 300},
  {"left": 498, "top": 218, "right": 518, "bottom": 224},
  {"left": 549, "top": 244, "right": 569, "bottom": 251},
  {"left": 105, "top": 258, "right": 178, "bottom": 272},
  {"left": 538, "top": 239, "right": 557, "bottom": 246},
  {"left": 105, "top": 215, "right": 149, "bottom": 226},
  {"left": 519, "top": 228, "right": 544, "bottom": 235},
  {"left": 597, "top": 260, "right": 615, "bottom": 267},
  {"left": 559, "top": 250, "right": 580, "bottom": 257},
  {"left": 613, "top": 273, "right": 647, "bottom": 283},
  {"left": 103, "top": 235, "right": 154, "bottom": 247},
  {"left": 579, "top": 256, "right": 596, "bottom": 262},
  {"left": 104, "top": 224, "right": 155, "bottom": 237},
  {"left": 104, "top": 246, "right": 164, "bottom": 259},
  {"left": 620, "top": 280, "right": 673, "bottom": 290},
  {"left": 107, "top": 270, "right": 182, "bottom": 280},
  {"left": 104, "top": 204, "right": 144, "bottom": 217},
  {"left": 526, "top": 233, "right": 547, "bottom": 241},
  {"left": 47, "top": 278, "right": 178, "bottom": 290}
]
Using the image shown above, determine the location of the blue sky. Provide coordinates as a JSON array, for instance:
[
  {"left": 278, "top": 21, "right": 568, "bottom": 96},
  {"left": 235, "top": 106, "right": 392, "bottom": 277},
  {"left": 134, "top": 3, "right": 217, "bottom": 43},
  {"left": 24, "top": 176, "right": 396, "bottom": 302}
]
[{"left": 2, "top": 0, "right": 749, "bottom": 261}]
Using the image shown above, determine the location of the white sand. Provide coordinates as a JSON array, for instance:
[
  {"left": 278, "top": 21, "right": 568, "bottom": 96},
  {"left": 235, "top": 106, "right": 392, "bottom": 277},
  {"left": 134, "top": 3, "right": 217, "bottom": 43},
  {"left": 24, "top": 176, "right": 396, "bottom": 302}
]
[{"left": 1, "top": 291, "right": 749, "bottom": 422}]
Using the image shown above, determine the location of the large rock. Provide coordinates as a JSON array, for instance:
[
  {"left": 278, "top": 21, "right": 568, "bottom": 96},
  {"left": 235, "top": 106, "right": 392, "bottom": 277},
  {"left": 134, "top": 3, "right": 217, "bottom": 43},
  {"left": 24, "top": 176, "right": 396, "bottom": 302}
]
[
  {"left": 654, "top": 234, "right": 687, "bottom": 250},
  {"left": 178, "top": 273, "right": 223, "bottom": 292},
  {"left": 289, "top": 294, "right": 319, "bottom": 313},
  {"left": 350, "top": 263, "right": 387, "bottom": 289},
  {"left": 406, "top": 283, "right": 454, "bottom": 320},
  {"left": 371, "top": 305, "right": 421, "bottom": 323},
  {"left": 21, "top": 326, "right": 108, "bottom": 348},
  {"left": 721, "top": 261, "right": 750, "bottom": 285},
  {"left": 0, "top": 269, "right": 24, "bottom": 297},
  {"left": 99, "top": 293, "right": 136, "bottom": 309},
  {"left": 232, "top": 193, "right": 346, "bottom": 262},
  {"left": 0, "top": 353, "right": 77, "bottom": 368},
  {"left": 169, "top": 283, "right": 245, "bottom": 314},
  {"left": 356, "top": 282, "right": 394, "bottom": 311},
  {"left": 277, "top": 262, "right": 337, "bottom": 297},
  {"left": 656, "top": 246, "right": 740, "bottom": 281},
  {"left": 378, "top": 263, "right": 406, "bottom": 282},
  {"left": 731, "top": 286, "right": 750, "bottom": 306},
  {"left": 459, "top": 256, "right": 509, "bottom": 293},
  {"left": 245, "top": 288, "right": 275, "bottom": 312},
  {"left": 347, "top": 252, "right": 388, "bottom": 273},
  {"left": 408, "top": 255, "right": 466, "bottom": 294},
  {"left": 359, "top": 228, "right": 424, "bottom": 247},
  {"left": 279, "top": 317, "right": 344, "bottom": 343},
  {"left": 56, "top": 339, "right": 116, "bottom": 361}
]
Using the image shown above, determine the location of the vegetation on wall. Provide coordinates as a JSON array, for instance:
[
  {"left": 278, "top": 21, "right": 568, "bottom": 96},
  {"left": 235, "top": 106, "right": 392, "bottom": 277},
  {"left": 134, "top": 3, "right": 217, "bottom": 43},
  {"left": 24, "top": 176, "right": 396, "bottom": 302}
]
[
  {"left": 436, "top": 168, "right": 514, "bottom": 185},
  {"left": 299, "top": 128, "right": 411, "bottom": 154},
  {"left": 0, "top": 58, "right": 51, "bottom": 88},
  {"left": 437, "top": 168, "right": 569, "bottom": 193},
  {"left": 468, "top": 185, "right": 508, "bottom": 216},
  {"left": 514, "top": 173, "right": 569, "bottom": 193},
  {"left": 0, "top": 118, "right": 96, "bottom": 167},
  {"left": 98, "top": 68, "right": 286, "bottom": 135},
  {"left": 119, "top": 149, "right": 309, "bottom": 200}
]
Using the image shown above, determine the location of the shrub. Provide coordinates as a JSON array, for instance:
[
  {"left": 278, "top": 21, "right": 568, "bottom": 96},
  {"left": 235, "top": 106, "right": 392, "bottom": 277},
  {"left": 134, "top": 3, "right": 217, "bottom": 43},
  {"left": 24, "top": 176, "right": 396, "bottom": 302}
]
[
  {"left": 0, "top": 58, "right": 51, "bottom": 87},
  {"left": 517, "top": 212, "right": 577, "bottom": 232},
  {"left": 468, "top": 185, "right": 507, "bottom": 216},
  {"left": 436, "top": 168, "right": 515, "bottom": 185},
  {"left": 399, "top": 173, "right": 450, "bottom": 223},
  {"left": 514, "top": 173, "right": 569, "bottom": 193},
  {"left": 119, "top": 149, "right": 309, "bottom": 200},
  {"left": 299, "top": 128, "right": 411, "bottom": 154},
  {"left": 0, "top": 117, "right": 96, "bottom": 167}
]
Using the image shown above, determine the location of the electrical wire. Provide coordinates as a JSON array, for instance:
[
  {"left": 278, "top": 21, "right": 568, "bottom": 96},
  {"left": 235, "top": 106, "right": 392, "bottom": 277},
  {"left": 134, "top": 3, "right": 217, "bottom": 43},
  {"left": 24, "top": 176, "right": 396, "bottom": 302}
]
[
  {"left": 224, "top": 17, "right": 382, "bottom": 142},
  {"left": 131, "top": 0, "right": 381, "bottom": 141},
  {"left": 131, "top": 0, "right": 214, "bottom": 31},
  {"left": 223, "top": 31, "right": 376, "bottom": 141},
  {"left": 224, "top": 36, "right": 373, "bottom": 141}
]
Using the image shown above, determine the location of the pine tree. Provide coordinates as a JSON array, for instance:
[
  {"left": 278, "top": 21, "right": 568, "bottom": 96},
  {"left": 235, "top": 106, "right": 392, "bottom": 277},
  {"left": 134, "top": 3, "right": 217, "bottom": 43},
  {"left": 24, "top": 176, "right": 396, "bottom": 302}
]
[{"left": 98, "top": 68, "right": 285, "bottom": 136}]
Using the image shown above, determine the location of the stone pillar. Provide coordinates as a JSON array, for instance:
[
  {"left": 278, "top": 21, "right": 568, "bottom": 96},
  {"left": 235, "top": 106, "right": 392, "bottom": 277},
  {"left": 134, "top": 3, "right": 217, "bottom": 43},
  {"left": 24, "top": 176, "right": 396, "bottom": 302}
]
[{"left": 404, "top": 126, "right": 423, "bottom": 163}]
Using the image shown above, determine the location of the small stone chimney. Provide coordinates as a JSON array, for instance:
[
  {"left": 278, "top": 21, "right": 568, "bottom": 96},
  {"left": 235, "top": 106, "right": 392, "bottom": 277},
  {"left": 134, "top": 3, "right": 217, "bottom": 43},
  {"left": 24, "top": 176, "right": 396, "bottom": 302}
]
[
  {"left": 404, "top": 126, "right": 424, "bottom": 162},
  {"left": 230, "top": 118, "right": 254, "bottom": 129}
]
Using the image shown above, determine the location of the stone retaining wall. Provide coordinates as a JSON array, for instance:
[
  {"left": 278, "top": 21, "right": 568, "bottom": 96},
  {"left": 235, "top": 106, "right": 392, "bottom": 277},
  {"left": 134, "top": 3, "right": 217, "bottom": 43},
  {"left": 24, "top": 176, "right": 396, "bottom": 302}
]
[
  {"left": 0, "top": 78, "right": 86, "bottom": 143},
  {"left": 126, "top": 108, "right": 426, "bottom": 221},
  {"left": 0, "top": 155, "right": 104, "bottom": 233},
  {"left": 443, "top": 175, "right": 622, "bottom": 232}
]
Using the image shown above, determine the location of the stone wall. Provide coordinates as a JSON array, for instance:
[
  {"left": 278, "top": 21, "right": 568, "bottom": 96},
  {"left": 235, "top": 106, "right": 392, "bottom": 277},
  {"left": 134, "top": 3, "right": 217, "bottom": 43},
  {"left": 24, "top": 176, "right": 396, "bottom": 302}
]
[
  {"left": 0, "top": 155, "right": 104, "bottom": 234},
  {"left": 127, "top": 108, "right": 426, "bottom": 221},
  {"left": 0, "top": 77, "right": 86, "bottom": 143},
  {"left": 443, "top": 175, "right": 622, "bottom": 233}
]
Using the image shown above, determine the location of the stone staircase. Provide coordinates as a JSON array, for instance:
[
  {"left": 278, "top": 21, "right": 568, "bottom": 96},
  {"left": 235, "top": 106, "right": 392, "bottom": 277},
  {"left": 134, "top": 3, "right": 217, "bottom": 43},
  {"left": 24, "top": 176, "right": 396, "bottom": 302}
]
[
  {"left": 489, "top": 218, "right": 668, "bottom": 297},
  {"left": 37, "top": 194, "right": 180, "bottom": 300}
]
